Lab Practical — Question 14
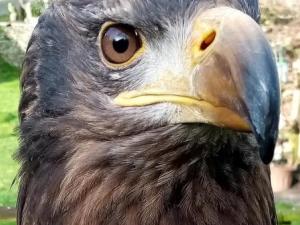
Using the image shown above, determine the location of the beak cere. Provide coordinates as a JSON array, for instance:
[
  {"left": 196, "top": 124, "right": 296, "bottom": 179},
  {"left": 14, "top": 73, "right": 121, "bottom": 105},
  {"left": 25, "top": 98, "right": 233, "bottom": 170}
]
[{"left": 114, "top": 7, "right": 280, "bottom": 164}]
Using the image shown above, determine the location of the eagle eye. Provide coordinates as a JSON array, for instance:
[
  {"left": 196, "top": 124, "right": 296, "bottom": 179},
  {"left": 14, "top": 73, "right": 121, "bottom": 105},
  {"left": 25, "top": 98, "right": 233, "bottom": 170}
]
[{"left": 101, "top": 23, "right": 143, "bottom": 66}]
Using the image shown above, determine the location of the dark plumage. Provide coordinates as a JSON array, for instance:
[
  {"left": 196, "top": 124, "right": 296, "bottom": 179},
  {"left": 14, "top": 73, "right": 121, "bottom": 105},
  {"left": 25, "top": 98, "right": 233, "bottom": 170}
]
[{"left": 17, "top": 0, "right": 279, "bottom": 225}]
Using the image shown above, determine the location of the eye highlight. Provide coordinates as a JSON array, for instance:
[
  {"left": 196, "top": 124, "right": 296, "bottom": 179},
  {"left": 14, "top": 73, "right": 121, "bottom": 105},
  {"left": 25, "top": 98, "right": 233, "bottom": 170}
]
[{"left": 100, "top": 23, "right": 143, "bottom": 66}]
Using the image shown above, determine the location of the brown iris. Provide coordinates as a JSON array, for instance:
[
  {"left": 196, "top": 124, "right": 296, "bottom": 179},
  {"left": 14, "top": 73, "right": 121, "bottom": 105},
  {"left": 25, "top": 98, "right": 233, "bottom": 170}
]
[{"left": 101, "top": 24, "right": 142, "bottom": 64}]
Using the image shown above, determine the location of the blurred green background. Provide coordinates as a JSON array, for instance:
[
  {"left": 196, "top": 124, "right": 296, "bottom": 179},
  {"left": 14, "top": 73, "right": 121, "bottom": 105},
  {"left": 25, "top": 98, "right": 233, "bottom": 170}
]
[
  {"left": 0, "top": 56, "right": 19, "bottom": 208},
  {"left": 0, "top": 0, "right": 300, "bottom": 225},
  {"left": 0, "top": 56, "right": 19, "bottom": 224}
]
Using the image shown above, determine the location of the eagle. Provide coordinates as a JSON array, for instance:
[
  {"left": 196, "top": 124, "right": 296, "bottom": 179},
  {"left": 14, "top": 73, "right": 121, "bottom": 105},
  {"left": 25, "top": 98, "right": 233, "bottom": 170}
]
[{"left": 17, "top": 0, "right": 280, "bottom": 225}]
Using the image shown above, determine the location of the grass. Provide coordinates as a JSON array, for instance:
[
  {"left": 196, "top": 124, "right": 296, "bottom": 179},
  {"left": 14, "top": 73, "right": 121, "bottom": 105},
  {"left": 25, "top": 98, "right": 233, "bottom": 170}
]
[
  {"left": 0, "top": 15, "right": 9, "bottom": 22},
  {"left": 0, "top": 56, "right": 20, "bottom": 208},
  {"left": 0, "top": 220, "right": 15, "bottom": 225},
  {"left": 277, "top": 202, "right": 300, "bottom": 225}
]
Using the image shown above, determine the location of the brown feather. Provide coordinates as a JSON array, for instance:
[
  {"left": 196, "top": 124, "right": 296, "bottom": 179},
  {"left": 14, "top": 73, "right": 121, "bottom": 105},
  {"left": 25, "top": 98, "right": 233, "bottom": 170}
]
[{"left": 16, "top": 1, "right": 277, "bottom": 224}]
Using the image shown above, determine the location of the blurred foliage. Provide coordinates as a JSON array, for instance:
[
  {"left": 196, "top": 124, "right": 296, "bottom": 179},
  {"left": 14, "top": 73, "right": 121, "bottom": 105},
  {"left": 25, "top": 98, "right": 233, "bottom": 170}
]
[
  {"left": 31, "top": 0, "right": 47, "bottom": 17},
  {"left": 277, "top": 202, "right": 300, "bottom": 225},
  {"left": 0, "top": 15, "right": 9, "bottom": 22}
]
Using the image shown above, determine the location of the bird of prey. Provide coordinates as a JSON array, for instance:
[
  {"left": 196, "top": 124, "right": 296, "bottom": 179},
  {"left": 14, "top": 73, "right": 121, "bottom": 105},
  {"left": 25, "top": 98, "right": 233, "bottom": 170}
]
[{"left": 17, "top": 0, "right": 280, "bottom": 225}]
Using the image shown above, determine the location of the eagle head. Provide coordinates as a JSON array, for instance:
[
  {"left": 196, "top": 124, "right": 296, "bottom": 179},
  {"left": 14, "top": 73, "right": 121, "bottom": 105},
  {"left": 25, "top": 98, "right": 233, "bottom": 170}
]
[{"left": 17, "top": 0, "right": 280, "bottom": 224}]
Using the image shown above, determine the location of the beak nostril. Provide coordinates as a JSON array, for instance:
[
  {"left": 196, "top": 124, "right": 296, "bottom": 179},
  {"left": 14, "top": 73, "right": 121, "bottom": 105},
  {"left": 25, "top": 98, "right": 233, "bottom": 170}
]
[{"left": 200, "top": 30, "right": 216, "bottom": 51}]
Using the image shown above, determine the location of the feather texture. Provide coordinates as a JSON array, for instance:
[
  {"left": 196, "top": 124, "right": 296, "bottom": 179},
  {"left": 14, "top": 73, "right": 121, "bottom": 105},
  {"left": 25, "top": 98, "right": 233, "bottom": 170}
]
[{"left": 17, "top": 0, "right": 276, "bottom": 224}]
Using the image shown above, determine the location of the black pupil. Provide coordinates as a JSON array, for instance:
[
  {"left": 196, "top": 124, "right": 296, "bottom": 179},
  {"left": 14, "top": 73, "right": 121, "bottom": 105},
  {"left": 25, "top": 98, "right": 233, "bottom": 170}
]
[{"left": 112, "top": 34, "right": 129, "bottom": 54}]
